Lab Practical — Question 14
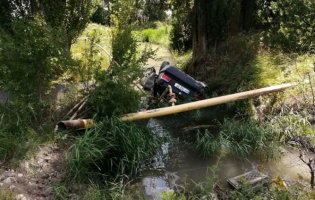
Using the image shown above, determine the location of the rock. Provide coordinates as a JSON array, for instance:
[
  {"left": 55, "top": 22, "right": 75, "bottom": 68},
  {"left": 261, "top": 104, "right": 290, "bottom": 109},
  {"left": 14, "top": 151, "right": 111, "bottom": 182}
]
[
  {"left": 9, "top": 185, "right": 15, "bottom": 190},
  {"left": 16, "top": 194, "right": 27, "bottom": 200},
  {"left": 5, "top": 171, "right": 15, "bottom": 177},
  {"left": 0, "top": 183, "right": 3, "bottom": 187},
  {"left": 3, "top": 177, "right": 16, "bottom": 185},
  {"left": 18, "top": 173, "right": 23, "bottom": 178}
]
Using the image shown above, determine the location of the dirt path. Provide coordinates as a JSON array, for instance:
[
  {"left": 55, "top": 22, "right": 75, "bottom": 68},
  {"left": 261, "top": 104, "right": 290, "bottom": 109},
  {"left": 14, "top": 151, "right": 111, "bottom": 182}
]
[
  {"left": 142, "top": 43, "right": 175, "bottom": 73},
  {"left": 0, "top": 144, "right": 67, "bottom": 200}
]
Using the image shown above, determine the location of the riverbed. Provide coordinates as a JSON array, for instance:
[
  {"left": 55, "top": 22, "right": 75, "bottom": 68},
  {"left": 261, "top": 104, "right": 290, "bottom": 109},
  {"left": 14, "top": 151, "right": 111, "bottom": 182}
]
[{"left": 134, "top": 108, "right": 310, "bottom": 200}]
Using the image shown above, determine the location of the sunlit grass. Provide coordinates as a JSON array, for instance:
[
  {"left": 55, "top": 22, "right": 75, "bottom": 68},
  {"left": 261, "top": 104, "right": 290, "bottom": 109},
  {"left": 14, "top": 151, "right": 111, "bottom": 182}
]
[{"left": 71, "top": 23, "right": 112, "bottom": 70}]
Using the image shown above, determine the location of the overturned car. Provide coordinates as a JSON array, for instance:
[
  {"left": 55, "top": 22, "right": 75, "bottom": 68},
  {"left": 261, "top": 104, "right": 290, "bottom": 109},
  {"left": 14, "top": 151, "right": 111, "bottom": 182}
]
[{"left": 142, "top": 61, "right": 207, "bottom": 101}]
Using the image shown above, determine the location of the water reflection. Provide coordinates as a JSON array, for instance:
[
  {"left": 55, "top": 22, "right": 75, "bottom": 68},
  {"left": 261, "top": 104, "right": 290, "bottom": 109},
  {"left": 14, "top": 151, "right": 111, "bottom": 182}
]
[{"left": 139, "top": 115, "right": 310, "bottom": 200}]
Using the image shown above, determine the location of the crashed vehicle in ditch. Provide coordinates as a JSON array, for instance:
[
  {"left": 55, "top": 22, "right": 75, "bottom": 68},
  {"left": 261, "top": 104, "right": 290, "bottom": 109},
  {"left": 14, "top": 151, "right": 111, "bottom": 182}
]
[{"left": 142, "top": 61, "right": 207, "bottom": 106}]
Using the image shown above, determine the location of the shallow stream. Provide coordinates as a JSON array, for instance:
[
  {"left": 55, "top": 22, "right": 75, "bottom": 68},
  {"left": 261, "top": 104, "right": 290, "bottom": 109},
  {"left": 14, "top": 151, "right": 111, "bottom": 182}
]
[{"left": 135, "top": 108, "right": 310, "bottom": 200}]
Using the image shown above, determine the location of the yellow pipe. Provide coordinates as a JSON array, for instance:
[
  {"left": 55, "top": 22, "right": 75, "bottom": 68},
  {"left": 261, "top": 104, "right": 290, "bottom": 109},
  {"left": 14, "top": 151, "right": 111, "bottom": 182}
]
[{"left": 121, "top": 82, "right": 308, "bottom": 122}]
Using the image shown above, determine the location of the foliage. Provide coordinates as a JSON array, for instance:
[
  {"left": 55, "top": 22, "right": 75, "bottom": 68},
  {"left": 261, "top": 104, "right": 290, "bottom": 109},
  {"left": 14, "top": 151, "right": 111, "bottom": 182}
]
[
  {"left": 52, "top": 185, "right": 69, "bottom": 200},
  {"left": 194, "top": 130, "right": 221, "bottom": 157},
  {"left": 0, "top": 0, "right": 13, "bottom": 30},
  {"left": 143, "top": 0, "right": 169, "bottom": 22},
  {"left": 220, "top": 119, "right": 274, "bottom": 158},
  {"left": 71, "top": 23, "right": 112, "bottom": 73},
  {"left": 0, "top": 189, "right": 15, "bottom": 200},
  {"left": 0, "top": 103, "right": 55, "bottom": 164},
  {"left": 110, "top": 0, "right": 156, "bottom": 84},
  {"left": 229, "top": 183, "right": 315, "bottom": 200},
  {"left": 87, "top": 71, "right": 143, "bottom": 119},
  {"left": 66, "top": 117, "right": 163, "bottom": 182},
  {"left": 170, "top": 0, "right": 193, "bottom": 52},
  {"left": 257, "top": 0, "right": 315, "bottom": 53},
  {"left": 41, "top": 0, "right": 97, "bottom": 50},
  {"left": 193, "top": 119, "right": 274, "bottom": 158},
  {"left": 135, "top": 22, "right": 171, "bottom": 46},
  {"left": 91, "top": 5, "right": 110, "bottom": 26},
  {"left": 0, "top": 19, "right": 73, "bottom": 102}
]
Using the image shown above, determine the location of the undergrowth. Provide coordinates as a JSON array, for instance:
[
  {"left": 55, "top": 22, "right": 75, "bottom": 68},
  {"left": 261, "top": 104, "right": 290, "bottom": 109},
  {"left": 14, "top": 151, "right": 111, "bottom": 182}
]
[
  {"left": 193, "top": 119, "right": 275, "bottom": 158},
  {"left": 0, "top": 103, "right": 56, "bottom": 166},
  {"left": 65, "top": 117, "right": 163, "bottom": 183}
]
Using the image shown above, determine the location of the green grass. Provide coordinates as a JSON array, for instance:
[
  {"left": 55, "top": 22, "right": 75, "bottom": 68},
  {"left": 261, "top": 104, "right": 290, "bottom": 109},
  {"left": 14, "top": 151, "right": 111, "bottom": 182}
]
[
  {"left": 0, "top": 103, "right": 55, "bottom": 166},
  {"left": 134, "top": 22, "right": 172, "bottom": 47},
  {"left": 193, "top": 119, "right": 276, "bottom": 158},
  {"left": 66, "top": 117, "right": 164, "bottom": 182},
  {"left": 194, "top": 130, "right": 221, "bottom": 157},
  {"left": 71, "top": 23, "right": 112, "bottom": 71}
]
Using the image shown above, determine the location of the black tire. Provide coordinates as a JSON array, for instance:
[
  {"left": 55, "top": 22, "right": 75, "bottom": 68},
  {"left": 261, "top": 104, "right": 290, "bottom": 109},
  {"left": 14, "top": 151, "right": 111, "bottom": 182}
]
[{"left": 159, "top": 61, "right": 170, "bottom": 72}]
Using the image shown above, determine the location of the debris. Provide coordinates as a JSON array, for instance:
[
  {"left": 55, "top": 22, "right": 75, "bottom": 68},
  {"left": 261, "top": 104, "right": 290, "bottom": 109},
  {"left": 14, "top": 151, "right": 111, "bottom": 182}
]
[{"left": 228, "top": 170, "right": 268, "bottom": 189}]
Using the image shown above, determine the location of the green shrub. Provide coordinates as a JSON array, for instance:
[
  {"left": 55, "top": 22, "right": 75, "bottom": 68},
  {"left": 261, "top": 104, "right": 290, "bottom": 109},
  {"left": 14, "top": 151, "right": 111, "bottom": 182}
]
[
  {"left": 258, "top": 0, "right": 315, "bottom": 53},
  {"left": 66, "top": 118, "right": 163, "bottom": 182},
  {"left": 87, "top": 73, "right": 142, "bottom": 119},
  {"left": 0, "top": 19, "right": 73, "bottom": 102}
]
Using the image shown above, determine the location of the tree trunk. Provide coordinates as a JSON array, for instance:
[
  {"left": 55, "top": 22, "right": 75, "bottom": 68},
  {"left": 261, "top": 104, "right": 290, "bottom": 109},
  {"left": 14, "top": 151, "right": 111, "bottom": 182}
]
[
  {"left": 311, "top": 171, "right": 314, "bottom": 188},
  {"left": 192, "top": 0, "right": 208, "bottom": 61}
]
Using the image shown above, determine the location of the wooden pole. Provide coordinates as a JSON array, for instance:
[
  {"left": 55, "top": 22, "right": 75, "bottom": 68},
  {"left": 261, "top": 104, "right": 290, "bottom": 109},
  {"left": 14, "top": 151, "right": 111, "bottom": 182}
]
[{"left": 121, "top": 82, "right": 309, "bottom": 122}]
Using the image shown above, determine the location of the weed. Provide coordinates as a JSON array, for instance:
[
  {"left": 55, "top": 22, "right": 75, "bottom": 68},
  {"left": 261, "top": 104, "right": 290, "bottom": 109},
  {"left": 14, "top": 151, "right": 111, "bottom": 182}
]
[
  {"left": 52, "top": 185, "right": 69, "bottom": 200},
  {"left": 193, "top": 119, "right": 275, "bottom": 158},
  {"left": 220, "top": 119, "right": 274, "bottom": 158},
  {"left": 194, "top": 130, "right": 221, "bottom": 157},
  {"left": 0, "top": 189, "right": 15, "bottom": 200},
  {"left": 66, "top": 117, "right": 163, "bottom": 182},
  {"left": 0, "top": 103, "right": 55, "bottom": 165}
]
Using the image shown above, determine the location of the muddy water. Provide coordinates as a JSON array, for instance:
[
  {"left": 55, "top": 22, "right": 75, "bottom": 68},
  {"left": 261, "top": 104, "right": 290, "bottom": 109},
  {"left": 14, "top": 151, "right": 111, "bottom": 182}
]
[{"left": 136, "top": 108, "right": 310, "bottom": 200}]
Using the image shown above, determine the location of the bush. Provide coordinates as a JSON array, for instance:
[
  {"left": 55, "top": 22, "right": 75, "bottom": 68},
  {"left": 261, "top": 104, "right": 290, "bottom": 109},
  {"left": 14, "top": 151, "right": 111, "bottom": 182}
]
[
  {"left": 0, "top": 19, "right": 73, "bottom": 102},
  {"left": 258, "top": 0, "right": 315, "bottom": 53},
  {"left": 87, "top": 73, "right": 143, "bottom": 119},
  {"left": 66, "top": 118, "right": 163, "bottom": 182}
]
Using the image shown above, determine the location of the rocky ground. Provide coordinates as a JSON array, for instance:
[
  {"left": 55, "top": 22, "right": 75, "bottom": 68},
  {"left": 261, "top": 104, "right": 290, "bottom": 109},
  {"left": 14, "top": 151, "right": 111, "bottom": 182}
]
[{"left": 0, "top": 144, "right": 66, "bottom": 200}]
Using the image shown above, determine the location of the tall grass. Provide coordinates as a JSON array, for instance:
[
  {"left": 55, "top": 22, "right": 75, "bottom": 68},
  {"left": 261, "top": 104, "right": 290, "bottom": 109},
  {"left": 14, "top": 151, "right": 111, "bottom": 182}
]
[
  {"left": 0, "top": 103, "right": 55, "bottom": 165},
  {"left": 66, "top": 117, "right": 163, "bottom": 182},
  {"left": 134, "top": 22, "right": 172, "bottom": 47},
  {"left": 193, "top": 119, "right": 275, "bottom": 158},
  {"left": 194, "top": 130, "right": 221, "bottom": 157}
]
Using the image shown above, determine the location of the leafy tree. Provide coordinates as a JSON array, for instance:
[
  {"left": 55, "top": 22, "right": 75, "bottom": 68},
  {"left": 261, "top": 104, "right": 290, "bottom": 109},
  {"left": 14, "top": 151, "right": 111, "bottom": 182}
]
[
  {"left": 143, "top": 0, "right": 169, "bottom": 22},
  {"left": 41, "top": 0, "right": 97, "bottom": 51},
  {"left": 258, "top": 0, "right": 315, "bottom": 53},
  {"left": 170, "top": 0, "right": 193, "bottom": 52},
  {"left": 0, "top": 19, "right": 73, "bottom": 102}
]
